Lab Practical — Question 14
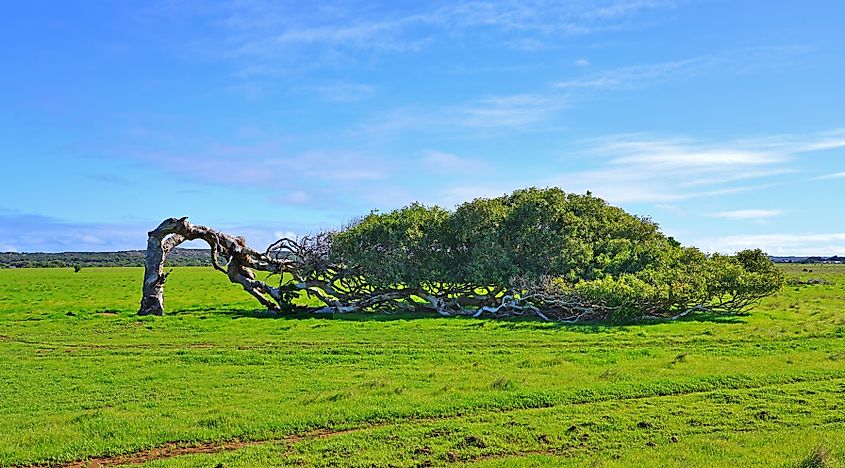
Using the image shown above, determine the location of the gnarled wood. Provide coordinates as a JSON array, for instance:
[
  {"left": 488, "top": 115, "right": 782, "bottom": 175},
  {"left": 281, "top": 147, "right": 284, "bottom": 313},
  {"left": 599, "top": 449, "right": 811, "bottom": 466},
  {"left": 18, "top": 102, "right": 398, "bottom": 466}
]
[
  {"left": 140, "top": 217, "right": 725, "bottom": 322},
  {"left": 139, "top": 217, "right": 293, "bottom": 316}
]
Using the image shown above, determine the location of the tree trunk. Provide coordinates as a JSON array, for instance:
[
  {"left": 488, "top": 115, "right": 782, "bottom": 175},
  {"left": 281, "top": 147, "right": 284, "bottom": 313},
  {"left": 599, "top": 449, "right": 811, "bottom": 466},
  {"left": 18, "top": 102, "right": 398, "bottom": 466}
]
[
  {"left": 138, "top": 217, "right": 292, "bottom": 316},
  {"left": 138, "top": 218, "right": 186, "bottom": 316}
]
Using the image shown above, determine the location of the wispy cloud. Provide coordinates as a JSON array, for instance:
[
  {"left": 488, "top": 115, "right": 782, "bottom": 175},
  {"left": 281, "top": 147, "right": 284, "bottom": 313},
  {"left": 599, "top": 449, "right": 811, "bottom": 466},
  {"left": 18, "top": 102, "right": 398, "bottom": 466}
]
[
  {"left": 199, "top": 0, "right": 678, "bottom": 75},
  {"left": 230, "top": 17, "right": 429, "bottom": 59},
  {"left": 121, "top": 142, "right": 392, "bottom": 187},
  {"left": 506, "top": 38, "right": 548, "bottom": 51},
  {"left": 422, "top": 183, "right": 518, "bottom": 208},
  {"left": 352, "top": 92, "right": 569, "bottom": 135},
  {"left": 80, "top": 133, "right": 403, "bottom": 214},
  {"left": 544, "top": 135, "right": 789, "bottom": 203},
  {"left": 0, "top": 210, "right": 314, "bottom": 253},
  {"left": 422, "top": 150, "right": 481, "bottom": 173},
  {"left": 552, "top": 46, "right": 808, "bottom": 92},
  {"left": 814, "top": 171, "right": 845, "bottom": 180},
  {"left": 710, "top": 209, "right": 782, "bottom": 220},
  {"left": 733, "top": 128, "right": 845, "bottom": 154},
  {"left": 543, "top": 129, "right": 845, "bottom": 204},
  {"left": 457, "top": 93, "right": 568, "bottom": 128},
  {"left": 654, "top": 203, "right": 684, "bottom": 215},
  {"left": 354, "top": 48, "right": 807, "bottom": 136},
  {"left": 695, "top": 233, "right": 845, "bottom": 256},
  {"left": 308, "top": 82, "right": 375, "bottom": 102},
  {"left": 270, "top": 191, "right": 312, "bottom": 205},
  {"left": 0, "top": 213, "right": 147, "bottom": 252},
  {"left": 554, "top": 57, "right": 707, "bottom": 89}
]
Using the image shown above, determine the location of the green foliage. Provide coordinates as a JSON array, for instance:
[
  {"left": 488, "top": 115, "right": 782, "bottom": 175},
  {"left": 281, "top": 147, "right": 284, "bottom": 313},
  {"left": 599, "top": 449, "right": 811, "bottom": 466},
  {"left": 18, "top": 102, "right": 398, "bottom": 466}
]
[
  {"left": 705, "top": 249, "right": 785, "bottom": 310},
  {"left": 332, "top": 187, "right": 783, "bottom": 319},
  {"left": 331, "top": 203, "right": 452, "bottom": 287}
]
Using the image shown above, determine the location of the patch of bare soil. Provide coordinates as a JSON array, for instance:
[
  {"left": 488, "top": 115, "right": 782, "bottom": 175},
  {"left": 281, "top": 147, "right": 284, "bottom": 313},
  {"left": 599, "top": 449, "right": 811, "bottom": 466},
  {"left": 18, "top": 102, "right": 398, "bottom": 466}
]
[{"left": 55, "top": 428, "right": 361, "bottom": 467}]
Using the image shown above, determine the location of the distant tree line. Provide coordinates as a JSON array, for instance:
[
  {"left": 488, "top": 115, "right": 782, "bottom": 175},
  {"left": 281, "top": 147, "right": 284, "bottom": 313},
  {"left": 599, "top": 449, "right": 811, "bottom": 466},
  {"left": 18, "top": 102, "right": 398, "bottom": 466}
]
[
  {"left": 0, "top": 249, "right": 211, "bottom": 269},
  {"left": 770, "top": 256, "right": 844, "bottom": 264},
  {"left": 141, "top": 188, "right": 785, "bottom": 322}
]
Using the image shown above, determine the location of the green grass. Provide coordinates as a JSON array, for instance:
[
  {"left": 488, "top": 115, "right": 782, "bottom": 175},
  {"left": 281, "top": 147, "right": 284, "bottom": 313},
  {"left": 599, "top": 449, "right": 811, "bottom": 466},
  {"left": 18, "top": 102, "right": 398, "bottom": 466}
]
[{"left": 1, "top": 264, "right": 845, "bottom": 466}]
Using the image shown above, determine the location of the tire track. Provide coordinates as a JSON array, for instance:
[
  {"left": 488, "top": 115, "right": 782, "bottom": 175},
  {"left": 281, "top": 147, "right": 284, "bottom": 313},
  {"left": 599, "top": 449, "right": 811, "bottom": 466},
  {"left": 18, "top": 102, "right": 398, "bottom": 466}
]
[
  {"left": 58, "top": 428, "right": 362, "bottom": 468},
  {"left": 33, "top": 374, "right": 845, "bottom": 467},
  {"left": 465, "top": 421, "right": 845, "bottom": 465}
]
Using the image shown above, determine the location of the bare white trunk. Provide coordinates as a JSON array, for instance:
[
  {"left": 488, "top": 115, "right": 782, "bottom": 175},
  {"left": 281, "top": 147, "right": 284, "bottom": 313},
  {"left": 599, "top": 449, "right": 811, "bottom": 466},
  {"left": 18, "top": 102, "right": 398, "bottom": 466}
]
[
  {"left": 139, "top": 218, "right": 184, "bottom": 316},
  {"left": 139, "top": 217, "right": 292, "bottom": 316}
]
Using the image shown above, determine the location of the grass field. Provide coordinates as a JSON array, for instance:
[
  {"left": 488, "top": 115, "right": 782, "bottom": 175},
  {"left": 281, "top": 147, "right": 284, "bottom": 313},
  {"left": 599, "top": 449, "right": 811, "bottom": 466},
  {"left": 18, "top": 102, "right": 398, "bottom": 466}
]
[{"left": 1, "top": 264, "right": 845, "bottom": 467}]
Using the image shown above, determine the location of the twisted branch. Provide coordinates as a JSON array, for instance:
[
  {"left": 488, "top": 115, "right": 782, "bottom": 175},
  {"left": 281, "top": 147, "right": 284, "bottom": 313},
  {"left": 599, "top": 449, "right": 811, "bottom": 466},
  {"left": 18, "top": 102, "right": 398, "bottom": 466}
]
[{"left": 140, "top": 218, "right": 728, "bottom": 322}]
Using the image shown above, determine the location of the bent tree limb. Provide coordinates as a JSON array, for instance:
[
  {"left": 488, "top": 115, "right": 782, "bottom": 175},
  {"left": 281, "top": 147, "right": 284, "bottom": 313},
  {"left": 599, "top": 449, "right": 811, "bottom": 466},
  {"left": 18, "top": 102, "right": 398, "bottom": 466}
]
[
  {"left": 138, "top": 218, "right": 609, "bottom": 320},
  {"left": 139, "top": 217, "right": 769, "bottom": 321},
  {"left": 139, "top": 217, "right": 294, "bottom": 316}
]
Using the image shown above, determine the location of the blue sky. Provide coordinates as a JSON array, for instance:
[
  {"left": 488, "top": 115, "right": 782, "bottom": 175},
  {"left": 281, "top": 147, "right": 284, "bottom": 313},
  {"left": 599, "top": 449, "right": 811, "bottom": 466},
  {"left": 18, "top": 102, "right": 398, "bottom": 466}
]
[{"left": 1, "top": 0, "right": 844, "bottom": 255}]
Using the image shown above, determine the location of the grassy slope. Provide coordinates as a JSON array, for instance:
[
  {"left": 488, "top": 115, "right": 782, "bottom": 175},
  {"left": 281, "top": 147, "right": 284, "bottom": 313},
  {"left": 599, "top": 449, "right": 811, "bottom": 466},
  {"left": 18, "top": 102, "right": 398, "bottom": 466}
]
[{"left": 0, "top": 265, "right": 843, "bottom": 466}]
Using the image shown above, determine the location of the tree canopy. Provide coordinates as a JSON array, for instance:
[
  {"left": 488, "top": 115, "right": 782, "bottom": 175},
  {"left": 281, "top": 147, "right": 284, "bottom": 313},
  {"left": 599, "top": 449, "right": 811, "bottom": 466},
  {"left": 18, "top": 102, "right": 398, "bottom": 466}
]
[
  {"left": 329, "top": 187, "right": 783, "bottom": 321},
  {"left": 140, "top": 187, "right": 784, "bottom": 321}
]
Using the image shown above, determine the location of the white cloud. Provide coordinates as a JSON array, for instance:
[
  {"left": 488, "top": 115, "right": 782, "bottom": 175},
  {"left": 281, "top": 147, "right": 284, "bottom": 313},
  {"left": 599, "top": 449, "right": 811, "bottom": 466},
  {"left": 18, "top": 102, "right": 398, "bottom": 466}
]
[
  {"left": 575, "top": 58, "right": 590, "bottom": 66},
  {"left": 554, "top": 57, "right": 707, "bottom": 89},
  {"left": 424, "top": 184, "right": 517, "bottom": 208},
  {"left": 815, "top": 171, "right": 845, "bottom": 180},
  {"left": 356, "top": 93, "right": 569, "bottom": 135},
  {"left": 273, "top": 230, "right": 298, "bottom": 241},
  {"left": 356, "top": 49, "right": 808, "bottom": 137},
  {"left": 542, "top": 128, "right": 845, "bottom": 204},
  {"left": 694, "top": 233, "right": 845, "bottom": 256},
  {"left": 80, "top": 235, "right": 106, "bottom": 245},
  {"left": 710, "top": 209, "right": 782, "bottom": 220},
  {"left": 276, "top": 152, "right": 390, "bottom": 182},
  {"left": 126, "top": 143, "right": 391, "bottom": 188},
  {"left": 544, "top": 135, "right": 790, "bottom": 203},
  {"left": 204, "top": 0, "right": 678, "bottom": 75},
  {"left": 553, "top": 47, "right": 809, "bottom": 93},
  {"left": 272, "top": 191, "right": 312, "bottom": 205},
  {"left": 0, "top": 214, "right": 148, "bottom": 252},
  {"left": 309, "top": 82, "right": 375, "bottom": 102},
  {"left": 506, "top": 38, "right": 547, "bottom": 51},
  {"left": 739, "top": 131, "right": 845, "bottom": 156},
  {"left": 654, "top": 203, "right": 684, "bottom": 215},
  {"left": 337, "top": 46, "right": 819, "bottom": 141},
  {"left": 422, "top": 151, "right": 479, "bottom": 173},
  {"left": 606, "top": 142, "right": 785, "bottom": 169},
  {"left": 456, "top": 93, "right": 568, "bottom": 128},
  {"left": 584, "top": 0, "right": 677, "bottom": 20}
]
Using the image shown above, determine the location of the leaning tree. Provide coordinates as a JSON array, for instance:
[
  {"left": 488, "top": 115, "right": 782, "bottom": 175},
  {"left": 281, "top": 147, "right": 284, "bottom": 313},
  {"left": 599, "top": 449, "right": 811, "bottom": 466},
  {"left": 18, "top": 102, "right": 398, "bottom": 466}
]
[{"left": 139, "top": 188, "right": 784, "bottom": 321}]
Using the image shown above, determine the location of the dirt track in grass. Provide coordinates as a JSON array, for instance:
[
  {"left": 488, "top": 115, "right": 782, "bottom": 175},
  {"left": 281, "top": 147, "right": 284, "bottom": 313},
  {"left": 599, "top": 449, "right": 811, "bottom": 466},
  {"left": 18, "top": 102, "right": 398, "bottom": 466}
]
[
  {"left": 57, "top": 427, "right": 362, "bottom": 468},
  {"left": 50, "top": 374, "right": 845, "bottom": 467}
]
